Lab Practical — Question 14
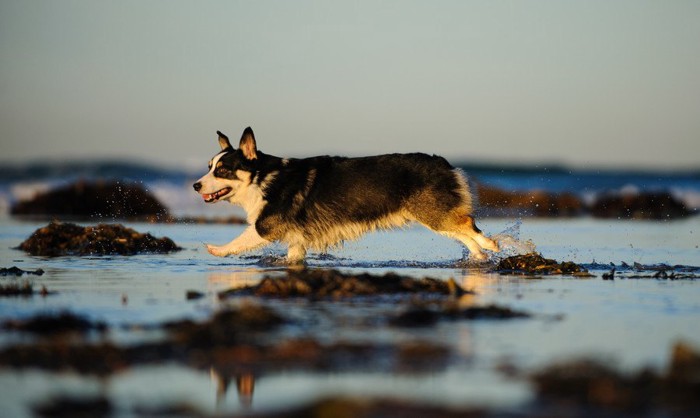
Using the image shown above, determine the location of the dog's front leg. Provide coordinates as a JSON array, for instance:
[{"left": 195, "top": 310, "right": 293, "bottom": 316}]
[{"left": 206, "top": 226, "right": 270, "bottom": 257}]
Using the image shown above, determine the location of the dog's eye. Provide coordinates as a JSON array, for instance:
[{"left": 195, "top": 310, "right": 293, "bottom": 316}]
[{"left": 215, "top": 166, "right": 232, "bottom": 178}]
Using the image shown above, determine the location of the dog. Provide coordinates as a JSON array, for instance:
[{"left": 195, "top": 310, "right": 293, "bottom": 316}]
[{"left": 193, "top": 127, "right": 499, "bottom": 263}]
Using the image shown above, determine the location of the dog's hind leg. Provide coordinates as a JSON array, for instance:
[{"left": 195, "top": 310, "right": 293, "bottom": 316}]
[{"left": 206, "top": 226, "right": 271, "bottom": 257}]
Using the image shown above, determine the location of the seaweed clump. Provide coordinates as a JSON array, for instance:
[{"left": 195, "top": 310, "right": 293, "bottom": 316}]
[
  {"left": 531, "top": 341, "right": 700, "bottom": 415},
  {"left": 11, "top": 180, "right": 171, "bottom": 222},
  {"left": 245, "top": 397, "right": 485, "bottom": 418},
  {"left": 164, "top": 304, "right": 285, "bottom": 348},
  {"left": 477, "top": 183, "right": 584, "bottom": 217},
  {"left": 0, "top": 266, "right": 45, "bottom": 276},
  {"left": 220, "top": 268, "right": 468, "bottom": 299},
  {"left": 590, "top": 191, "right": 691, "bottom": 220},
  {"left": 496, "top": 253, "right": 590, "bottom": 276},
  {"left": 390, "top": 304, "right": 531, "bottom": 328},
  {"left": 0, "top": 266, "right": 48, "bottom": 296},
  {"left": 0, "top": 304, "right": 450, "bottom": 376},
  {"left": 18, "top": 221, "right": 181, "bottom": 256},
  {"left": 0, "top": 305, "right": 284, "bottom": 375},
  {"left": 0, "top": 280, "right": 34, "bottom": 297},
  {"left": 2, "top": 311, "right": 107, "bottom": 336},
  {"left": 34, "top": 396, "right": 112, "bottom": 418}
]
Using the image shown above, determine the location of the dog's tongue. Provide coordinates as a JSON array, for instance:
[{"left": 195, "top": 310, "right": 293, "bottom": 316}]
[
  {"left": 203, "top": 192, "right": 219, "bottom": 202},
  {"left": 203, "top": 188, "right": 230, "bottom": 202}
]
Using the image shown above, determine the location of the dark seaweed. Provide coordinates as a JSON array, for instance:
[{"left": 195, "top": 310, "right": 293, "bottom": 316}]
[
  {"left": 2, "top": 311, "right": 107, "bottom": 335},
  {"left": 495, "top": 253, "right": 590, "bottom": 276},
  {"left": 18, "top": 221, "right": 181, "bottom": 256},
  {"left": 390, "top": 304, "right": 531, "bottom": 327},
  {"left": 34, "top": 396, "right": 112, "bottom": 418},
  {"left": 11, "top": 180, "right": 170, "bottom": 222},
  {"left": 530, "top": 341, "right": 700, "bottom": 415},
  {"left": 220, "top": 268, "right": 469, "bottom": 299},
  {"left": 0, "top": 266, "right": 44, "bottom": 276},
  {"left": 0, "top": 304, "right": 450, "bottom": 377},
  {"left": 0, "top": 280, "right": 34, "bottom": 297}
]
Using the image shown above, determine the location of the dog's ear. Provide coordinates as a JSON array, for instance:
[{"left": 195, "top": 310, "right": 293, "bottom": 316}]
[
  {"left": 217, "top": 131, "right": 232, "bottom": 150},
  {"left": 239, "top": 127, "right": 258, "bottom": 160}
]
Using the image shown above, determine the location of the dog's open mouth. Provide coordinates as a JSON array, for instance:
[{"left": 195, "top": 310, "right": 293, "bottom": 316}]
[{"left": 202, "top": 187, "right": 232, "bottom": 203}]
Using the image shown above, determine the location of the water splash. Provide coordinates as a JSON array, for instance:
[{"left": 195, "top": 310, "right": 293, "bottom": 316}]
[
  {"left": 255, "top": 255, "right": 290, "bottom": 267},
  {"left": 490, "top": 219, "right": 537, "bottom": 258}
]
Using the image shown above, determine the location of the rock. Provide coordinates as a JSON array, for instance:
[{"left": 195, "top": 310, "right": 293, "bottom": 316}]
[
  {"left": 18, "top": 221, "right": 181, "bottom": 256},
  {"left": 11, "top": 180, "right": 171, "bottom": 222}
]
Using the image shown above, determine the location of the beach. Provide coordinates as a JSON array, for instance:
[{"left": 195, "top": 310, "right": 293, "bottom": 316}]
[
  {"left": 3, "top": 2, "right": 699, "bottom": 415},
  {"left": 1, "top": 212, "right": 699, "bottom": 416}
]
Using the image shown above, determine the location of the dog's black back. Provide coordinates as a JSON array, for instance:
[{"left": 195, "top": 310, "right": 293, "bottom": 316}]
[{"left": 253, "top": 152, "right": 468, "bottom": 247}]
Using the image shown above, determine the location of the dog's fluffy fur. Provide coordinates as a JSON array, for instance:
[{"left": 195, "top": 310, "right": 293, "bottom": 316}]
[{"left": 193, "top": 127, "right": 499, "bottom": 263}]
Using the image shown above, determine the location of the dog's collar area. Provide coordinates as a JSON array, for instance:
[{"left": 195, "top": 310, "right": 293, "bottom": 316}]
[{"left": 202, "top": 187, "right": 233, "bottom": 203}]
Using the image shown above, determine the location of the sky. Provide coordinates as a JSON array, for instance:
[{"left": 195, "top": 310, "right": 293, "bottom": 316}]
[{"left": 1, "top": 1, "right": 699, "bottom": 170}]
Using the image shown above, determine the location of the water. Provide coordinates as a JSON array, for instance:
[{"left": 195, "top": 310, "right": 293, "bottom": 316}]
[
  {"left": 0, "top": 161, "right": 699, "bottom": 415},
  {"left": 1, "top": 215, "right": 699, "bottom": 416}
]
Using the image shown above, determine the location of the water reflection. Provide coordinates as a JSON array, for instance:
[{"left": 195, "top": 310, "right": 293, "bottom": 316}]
[
  {"left": 457, "top": 270, "right": 502, "bottom": 300},
  {"left": 236, "top": 373, "right": 255, "bottom": 408},
  {"left": 207, "top": 268, "right": 290, "bottom": 297},
  {"left": 211, "top": 369, "right": 256, "bottom": 409},
  {"left": 200, "top": 267, "right": 510, "bottom": 411},
  {"left": 207, "top": 269, "right": 266, "bottom": 290}
]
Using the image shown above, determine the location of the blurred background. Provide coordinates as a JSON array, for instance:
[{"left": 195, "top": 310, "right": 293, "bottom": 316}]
[{"left": 1, "top": 0, "right": 699, "bottom": 219}]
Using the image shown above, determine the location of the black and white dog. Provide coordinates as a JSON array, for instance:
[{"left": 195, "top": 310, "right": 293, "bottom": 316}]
[{"left": 193, "top": 127, "right": 499, "bottom": 263}]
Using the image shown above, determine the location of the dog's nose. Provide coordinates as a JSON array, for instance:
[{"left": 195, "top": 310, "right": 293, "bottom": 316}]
[{"left": 193, "top": 182, "right": 202, "bottom": 192}]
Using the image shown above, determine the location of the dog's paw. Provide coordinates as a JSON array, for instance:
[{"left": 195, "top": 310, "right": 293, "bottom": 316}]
[
  {"left": 484, "top": 237, "right": 500, "bottom": 252},
  {"left": 206, "top": 244, "right": 229, "bottom": 257},
  {"left": 469, "top": 251, "right": 488, "bottom": 262}
]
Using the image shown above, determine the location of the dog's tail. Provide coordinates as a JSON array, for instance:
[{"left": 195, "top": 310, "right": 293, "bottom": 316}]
[{"left": 452, "top": 168, "right": 476, "bottom": 214}]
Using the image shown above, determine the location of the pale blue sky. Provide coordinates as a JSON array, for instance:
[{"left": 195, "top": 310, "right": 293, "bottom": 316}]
[{"left": 1, "top": 1, "right": 699, "bottom": 169}]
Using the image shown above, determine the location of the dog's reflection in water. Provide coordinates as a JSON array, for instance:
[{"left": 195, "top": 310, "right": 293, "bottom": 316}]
[{"left": 211, "top": 369, "right": 256, "bottom": 409}]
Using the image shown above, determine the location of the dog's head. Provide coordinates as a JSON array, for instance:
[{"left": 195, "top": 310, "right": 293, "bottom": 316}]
[{"left": 193, "top": 127, "right": 259, "bottom": 203}]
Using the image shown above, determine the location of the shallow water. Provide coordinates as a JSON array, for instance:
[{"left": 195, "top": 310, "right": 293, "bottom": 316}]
[{"left": 0, "top": 216, "right": 699, "bottom": 416}]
